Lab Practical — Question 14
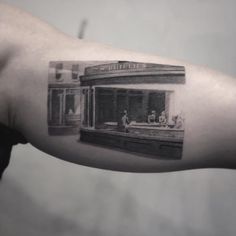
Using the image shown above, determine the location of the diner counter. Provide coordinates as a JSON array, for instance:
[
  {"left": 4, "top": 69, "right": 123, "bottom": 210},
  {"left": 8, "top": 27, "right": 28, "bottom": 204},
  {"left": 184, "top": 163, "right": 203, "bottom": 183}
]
[
  {"left": 80, "top": 125, "right": 184, "bottom": 159},
  {"left": 102, "top": 122, "right": 184, "bottom": 140}
]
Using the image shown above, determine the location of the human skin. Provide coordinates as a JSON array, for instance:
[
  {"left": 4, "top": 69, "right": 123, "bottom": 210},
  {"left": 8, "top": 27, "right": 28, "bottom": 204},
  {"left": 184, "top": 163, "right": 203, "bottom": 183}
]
[{"left": 0, "top": 3, "right": 236, "bottom": 172}]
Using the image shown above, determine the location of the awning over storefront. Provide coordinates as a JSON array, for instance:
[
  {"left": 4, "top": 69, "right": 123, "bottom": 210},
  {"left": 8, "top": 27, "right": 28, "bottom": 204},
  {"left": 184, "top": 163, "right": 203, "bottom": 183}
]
[{"left": 80, "top": 61, "right": 185, "bottom": 86}]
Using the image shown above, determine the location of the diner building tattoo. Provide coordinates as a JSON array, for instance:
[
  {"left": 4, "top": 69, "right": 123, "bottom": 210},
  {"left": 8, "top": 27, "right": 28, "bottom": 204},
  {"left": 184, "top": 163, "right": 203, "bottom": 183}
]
[{"left": 48, "top": 61, "right": 186, "bottom": 159}]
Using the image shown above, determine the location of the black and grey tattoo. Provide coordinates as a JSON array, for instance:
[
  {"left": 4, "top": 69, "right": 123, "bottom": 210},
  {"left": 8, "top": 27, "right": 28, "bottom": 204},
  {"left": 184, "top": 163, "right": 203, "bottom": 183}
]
[{"left": 48, "top": 61, "right": 186, "bottom": 159}]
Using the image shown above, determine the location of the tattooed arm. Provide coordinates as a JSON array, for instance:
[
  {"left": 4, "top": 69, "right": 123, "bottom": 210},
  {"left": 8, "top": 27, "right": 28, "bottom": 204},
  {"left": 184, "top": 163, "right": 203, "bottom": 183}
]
[{"left": 0, "top": 3, "right": 236, "bottom": 172}]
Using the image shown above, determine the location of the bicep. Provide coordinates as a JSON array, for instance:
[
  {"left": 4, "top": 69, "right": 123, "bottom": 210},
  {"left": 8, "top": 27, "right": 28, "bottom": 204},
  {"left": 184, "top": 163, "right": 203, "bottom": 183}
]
[
  {"left": 1, "top": 3, "right": 236, "bottom": 172},
  {"left": 10, "top": 45, "right": 236, "bottom": 172}
]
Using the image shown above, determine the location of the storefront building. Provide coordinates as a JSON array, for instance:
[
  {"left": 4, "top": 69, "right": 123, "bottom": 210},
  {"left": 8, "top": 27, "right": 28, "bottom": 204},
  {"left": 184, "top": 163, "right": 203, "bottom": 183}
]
[
  {"left": 79, "top": 61, "right": 186, "bottom": 159},
  {"left": 48, "top": 62, "right": 81, "bottom": 135}
]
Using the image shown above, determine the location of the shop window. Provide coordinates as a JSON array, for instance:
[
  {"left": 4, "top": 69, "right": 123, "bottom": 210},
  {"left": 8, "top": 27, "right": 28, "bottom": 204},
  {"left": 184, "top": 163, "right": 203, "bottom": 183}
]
[
  {"left": 148, "top": 92, "right": 166, "bottom": 118},
  {"left": 128, "top": 93, "right": 143, "bottom": 122},
  {"left": 96, "top": 89, "right": 114, "bottom": 127},
  {"left": 71, "top": 64, "right": 79, "bottom": 80},
  {"left": 50, "top": 89, "right": 64, "bottom": 125},
  {"left": 65, "top": 91, "right": 80, "bottom": 126},
  {"left": 65, "top": 94, "right": 75, "bottom": 114},
  {"left": 94, "top": 88, "right": 168, "bottom": 131},
  {"left": 55, "top": 63, "right": 63, "bottom": 81}
]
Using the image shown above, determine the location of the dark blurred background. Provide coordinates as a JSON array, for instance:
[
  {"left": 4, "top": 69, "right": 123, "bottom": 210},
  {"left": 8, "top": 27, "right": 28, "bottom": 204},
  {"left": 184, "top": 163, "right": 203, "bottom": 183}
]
[{"left": 0, "top": 0, "right": 236, "bottom": 235}]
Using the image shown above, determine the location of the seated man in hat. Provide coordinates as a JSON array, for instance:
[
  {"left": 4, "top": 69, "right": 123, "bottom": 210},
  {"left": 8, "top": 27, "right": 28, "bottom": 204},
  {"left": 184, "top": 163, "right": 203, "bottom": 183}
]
[{"left": 148, "top": 111, "right": 157, "bottom": 124}]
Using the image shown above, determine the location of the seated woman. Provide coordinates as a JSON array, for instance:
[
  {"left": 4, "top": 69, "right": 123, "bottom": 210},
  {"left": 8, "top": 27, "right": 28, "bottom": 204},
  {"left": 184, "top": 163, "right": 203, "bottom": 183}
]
[
  {"left": 174, "top": 114, "right": 184, "bottom": 129},
  {"left": 158, "top": 111, "right": 167, "bottom": 127}
]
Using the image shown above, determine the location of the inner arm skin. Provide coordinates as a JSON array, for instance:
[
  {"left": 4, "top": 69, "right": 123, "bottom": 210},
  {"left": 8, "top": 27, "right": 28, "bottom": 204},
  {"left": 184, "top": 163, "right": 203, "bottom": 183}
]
[{"left": 0, "top": 3, "right": 236, "bottom": 172}]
